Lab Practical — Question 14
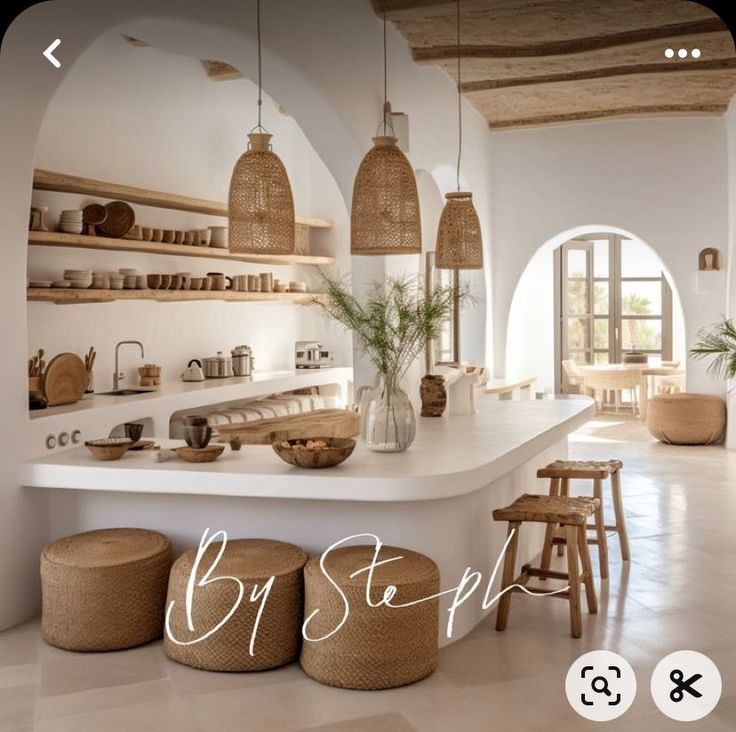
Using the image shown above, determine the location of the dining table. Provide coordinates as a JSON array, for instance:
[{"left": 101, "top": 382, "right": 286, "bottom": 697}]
[{"left": 577, "top": 363, "right": 684, "bottom": 419}]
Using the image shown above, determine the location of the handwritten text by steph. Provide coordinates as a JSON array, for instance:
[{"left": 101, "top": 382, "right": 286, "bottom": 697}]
[{"left": 165, "top": 530, "right": 568, "bottom": 655}]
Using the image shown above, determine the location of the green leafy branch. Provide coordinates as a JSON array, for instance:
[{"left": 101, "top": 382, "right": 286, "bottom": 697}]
[{"left": 690, "top": 317, "right": 736, "bottom": 382}]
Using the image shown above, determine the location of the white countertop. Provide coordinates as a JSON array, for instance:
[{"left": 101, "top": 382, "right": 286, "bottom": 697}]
[{"left": 21, "top": 396, "right": 595, "bottom": 502}]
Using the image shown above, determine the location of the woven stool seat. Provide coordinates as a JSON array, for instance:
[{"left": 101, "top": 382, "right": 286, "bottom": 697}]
[
  {"left": 300, "top": 545, "right": 439, "bottom": 690},
  {"left": 41, "top": 528, "right": 172, "bottom": 651},
  {"left": 164, "top": 538, "right": 307, "bottom": 672},
  {"left": 493, "top": 494, "right": 598, "bottom": 525},
  {"left": 537, "top": 459, "right": 623, "bottom": 480}
]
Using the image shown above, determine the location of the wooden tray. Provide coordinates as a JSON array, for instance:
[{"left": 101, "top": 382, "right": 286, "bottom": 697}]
[
  {"left": 41, "top": 353, "right": 88, "bottom": 406},
  {"left": 98, "top": 201, "right": 135, "bottom": 238},
  {"left": 215, "top": 409, "right": 359, "bottom": 446}
]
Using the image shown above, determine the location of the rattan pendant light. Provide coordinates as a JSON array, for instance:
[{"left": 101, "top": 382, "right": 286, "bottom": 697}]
[
  {"left": 435, "top": 0, "right": 483, "bottom": 270},
  {"left": 351, "top": 6, "right": 421, "bottom": 256},
  {"left": 228, "top": 0, "right": 295, "bottom": 254}
]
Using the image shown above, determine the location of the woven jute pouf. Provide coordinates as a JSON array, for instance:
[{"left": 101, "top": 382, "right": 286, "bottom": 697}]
[
  {"left": 41, "top": 528, "right": 172, "bottom": 652},
  {"left": 647, "top": 393, "right": 726, "bottom": 445},
  {"left": 300, "top": 545, "right": 440, "bottom": 690},
  {"left": 164, "top": 538, "right": 307, "bottom": 672}
]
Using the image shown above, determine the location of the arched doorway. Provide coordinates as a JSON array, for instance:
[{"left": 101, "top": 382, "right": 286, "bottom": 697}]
[{"left": 507, "top": 225, "right": 686, "bottom": 402}]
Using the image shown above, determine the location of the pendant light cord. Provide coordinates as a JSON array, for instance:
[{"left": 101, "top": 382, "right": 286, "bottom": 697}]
[
  {"left": 251, "top": 0, "right": 267, "bottom": 134},
  {"left": 378, "top": 3, "right": 395, "bottom": 137},
  {"left": 456, "top": 0, "right": 462, "bottom": 192}
]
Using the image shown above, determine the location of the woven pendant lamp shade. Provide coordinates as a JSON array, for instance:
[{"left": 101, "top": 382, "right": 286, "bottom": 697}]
[
  {"left": 435, "top": 191, "right": 483, "bottom": 269},
  {"left": 351, "top": 136, "right": 421, "bottom": 255},
  {"left": 228, "top": 132, "right": 295, "bottom": 254}
]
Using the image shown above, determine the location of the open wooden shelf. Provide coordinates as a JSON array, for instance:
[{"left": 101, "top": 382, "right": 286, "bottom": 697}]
[
  {"left": 28, "top": 231, "right": 335, "bottom": 267},
  {"left": 27, "top": 288, "right": 321, "bottom": 305},
  {"left": 33, "top": 169, "right": 333, "bottom": 229}
]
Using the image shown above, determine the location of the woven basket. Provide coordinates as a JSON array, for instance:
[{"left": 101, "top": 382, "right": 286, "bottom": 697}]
[
  {"left": 351, "top": 136, "right": 421, "bottom": 255},
  {"left": 435, "top": 192, "right": 483, "bottom": 269},
  {"left": 41, "top": 528, "right": 172, "bottom": 652},
  {"left": 300, "top": 544, "right": 439, "bottom": 690},
  {"left": 164, "top": 538, "right": 307, "bottom": 672},
  {"left": 229, "top": 132, "right": 295, "bottom": 254}
]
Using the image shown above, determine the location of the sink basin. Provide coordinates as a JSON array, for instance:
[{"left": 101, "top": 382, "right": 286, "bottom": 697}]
[{"left": 98, "top": 389, "right": 156, "bottom": 397}]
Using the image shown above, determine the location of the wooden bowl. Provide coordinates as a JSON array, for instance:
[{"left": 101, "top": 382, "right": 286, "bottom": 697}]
[
  {"left": 85, "top": 438, "right": 134, "bottom": 461},
  {"left": 176, "top": 444, "right": 225, "bottom": 463},
  {"left": 272, "top": 437, "right": 355, "bottom": 469}
]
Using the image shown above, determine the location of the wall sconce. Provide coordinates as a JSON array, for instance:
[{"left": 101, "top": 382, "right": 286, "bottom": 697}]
[{"left": 698, "top": 247, "right": 720, "bottom": 271}]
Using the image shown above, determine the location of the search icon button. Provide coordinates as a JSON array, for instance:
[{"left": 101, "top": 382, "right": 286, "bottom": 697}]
[{"left": 592, "top": 676, "right": 612, "bottom": 696}]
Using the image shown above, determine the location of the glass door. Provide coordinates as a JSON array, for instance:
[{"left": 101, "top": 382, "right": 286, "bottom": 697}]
[{"left": 560, "top": 241, "right": 594, "bottom": 366}]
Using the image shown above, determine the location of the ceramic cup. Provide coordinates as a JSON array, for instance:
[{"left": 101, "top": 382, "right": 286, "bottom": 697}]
[
  {"left": 136, "top": 274, "right": 147, "bottom": 290},
  {"left": 233, "top": 275, "right": 247, "bottom": 292},
  {"left": 184, "top": 231, "right": 196, "bottom": 246},
  {"left": 147, "top": 274, "right": 162, "bottom": 290},
  {"left": 198, "top": 229, "right": 212, "bottom": 247},
  {"left": 175, "top": 230, "right": 185, "bottom": 245},
  {"left": 163, "top": 230, "right": 176, "bottom": 244},
  {"left": 183, "top": 425, "right": 212, "bottom": 449},
  {"left": 200, "top": 276, "right": 212, "bottom": 291},
  {"left": 176, "top": 272, "right": 191, "bottom": 290},
  {"left": 260, "top": 273, "right": 273, "bottom": 293},
  {"left": 169, "top": 275, "right": 183, "bottom": 290},
  {"left": 128, "top": 225, "right": 143, "bottom": 240},
  {"left": 208, "top": 273, "right": 226, "bottom": 291},
  {"left": 159, "top": 274, "right": 172, "bottom": 290},
  {"left": 209, "top": 226, "right": 228, "bottom": 248},
  {"left": 142, "top": 227, "right": 153, "bottom": 241},
  {"left": 124, "top": 423, "right": 144, "bottom": 442},
  {"left": 152, "top": 229, "right": 164, "bottom": 243},
  {"left": 189, "top": 277, "right": 203, "bottom": 291}
]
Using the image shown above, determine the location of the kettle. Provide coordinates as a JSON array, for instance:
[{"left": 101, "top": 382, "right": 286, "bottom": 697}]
[{"left": 181, "top": 359, "right": 205, "bottom": 382}]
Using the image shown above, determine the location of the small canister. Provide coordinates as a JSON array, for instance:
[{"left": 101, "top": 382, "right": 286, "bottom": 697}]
[
  {"left": 259, "top": 273, "right": 273, "bottom": 293},
  {"left": 231, "top": 345, "right": 254, "bottom": 377},
  {"left": 202, "top": 352, "right": 233, "bottom": 378}
]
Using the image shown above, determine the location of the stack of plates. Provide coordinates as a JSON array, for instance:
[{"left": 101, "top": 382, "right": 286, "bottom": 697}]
[
  {"left": 109, "top": 274, "right": 124, "bottom": 290},
  {"left": 288, "top": 281, "right": 307, "bottom": 293},
  {"left": 28, "top": 280, "right": 53, "bottom": 288},
  {"left": 91, "top": 271, "right": 109, "bottom": 289},
  {"left": 59, "top": 210, "right": 84, "bottom": 235},
  {"left": 63, "top": 269, "right": 93, "bottom": 289},
  {"left": 119, "top": 268, "right": 138, "bottom": 290}
]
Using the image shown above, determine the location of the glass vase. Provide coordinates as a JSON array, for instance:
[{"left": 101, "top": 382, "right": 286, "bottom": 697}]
[{"left": 360, "top": 375, "right": 416, "bottom": 452}]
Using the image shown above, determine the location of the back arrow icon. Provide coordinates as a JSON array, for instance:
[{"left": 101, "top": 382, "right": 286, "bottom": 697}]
[{"left": 43, "top": 39, "right": 61, "bottom": 68}]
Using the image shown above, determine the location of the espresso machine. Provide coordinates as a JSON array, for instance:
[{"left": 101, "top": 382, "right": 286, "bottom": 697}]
[{"left": 295, "top": 341, "right": 334, "bottom": 369}]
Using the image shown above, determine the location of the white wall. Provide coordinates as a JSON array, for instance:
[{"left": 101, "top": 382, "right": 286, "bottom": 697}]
[
  {"left": 0, "top": 0, "right": 493, "bottom": 629},
  {"left": 30, "top": 33, "right": 352, "bottom": 390},
  {"left": 726, "top": 101, "right": 736, "bottom": 448},
  {"left": 490, "top": 117, "right": 730, "bottom": 397}
]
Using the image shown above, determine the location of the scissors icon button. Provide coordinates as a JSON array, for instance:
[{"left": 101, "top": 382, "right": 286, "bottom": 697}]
[{"left": 669, "top": 669, "right": 703, "bottom": 703}]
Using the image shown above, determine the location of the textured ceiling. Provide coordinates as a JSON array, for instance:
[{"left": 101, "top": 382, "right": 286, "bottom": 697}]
[{"left": 374, "top": 0, "right": 736, "bottom": 129}]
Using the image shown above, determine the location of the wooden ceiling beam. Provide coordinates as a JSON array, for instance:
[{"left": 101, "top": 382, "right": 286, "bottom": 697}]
[
  {"left": 412, "top": 20, "right": 727, "bottom": 62},
  {"left": 490, "top": 103, "right": 728, "bottom": 130},
  {"left": 461, "top": 58, "right": 736, "bottom": 92}
]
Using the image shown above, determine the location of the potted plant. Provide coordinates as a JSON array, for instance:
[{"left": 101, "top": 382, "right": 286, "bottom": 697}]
[
  {"left": 690, "top": 316, "right": 736, "bottom": 447},
  {"left": 310, "top": 274, "right": 468, "bottom": 452}
]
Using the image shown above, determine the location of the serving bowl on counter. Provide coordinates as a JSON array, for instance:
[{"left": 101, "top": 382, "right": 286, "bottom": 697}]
[
  {"left": 85, "top": 437, "right": 134, "bottom": 461},
  {"left": 272, "top": 437, "right": 355, "bottom": 469}
]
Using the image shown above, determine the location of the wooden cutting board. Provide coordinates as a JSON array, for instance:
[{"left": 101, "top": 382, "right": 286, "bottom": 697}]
[
  {"left": 41, "top": 353, "right": 88, "bottom": 406},
  {"left": 214, "top": 409, "right": 359, "bottom": 446}
]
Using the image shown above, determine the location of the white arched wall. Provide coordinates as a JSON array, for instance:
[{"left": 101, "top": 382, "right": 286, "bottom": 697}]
[
  {"left": 507, "top": 225, "right": 687, "bottom": 392},
  {"left": 0, "top": 0, "right": 493, "bottom": 628},
  {"left": 490, "top": 116, "right": 730, "bottom": 397}
]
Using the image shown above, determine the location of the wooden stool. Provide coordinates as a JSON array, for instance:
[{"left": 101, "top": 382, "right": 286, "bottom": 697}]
[
  {"left": 493, "top": 494, "right": 598, "bottom": 638},
  {"left": 537, "top": 459, "right": 630, "bottom": 581}
]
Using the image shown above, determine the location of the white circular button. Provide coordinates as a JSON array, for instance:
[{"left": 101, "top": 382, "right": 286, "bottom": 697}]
[
  {"left": 45, "top": 434, "right": 57, "bottom": 450},
  {"left": 71, "top": 429, "right": 82, "bottom": 444},
  {"left": 664, "top": 48, "right": 675, "bottom": 59},
  {"left": 678, "top": 48, "right": 688, "bottom": 58},
  {"left": 566, "top": 650, "right": 637, "bottom": 721},
  {"left": 651, "top": 650, "right": 722, "bottom": 722},
  {"left": 58, "top": 432, "right": 69, "bottom": 447},
  {"left": 691, "top": 48, "right": 701, "bottom": 59}
]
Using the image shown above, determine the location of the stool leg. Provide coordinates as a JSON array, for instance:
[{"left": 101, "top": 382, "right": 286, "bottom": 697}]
[
  {"left": 557, "top": 478, "right": 569, "bottom": 557},
  {"left": 593, "top": 478, "right": 609, "bottom": 580},
  {"left": 540, "top": 478, "right": 560, "bottom": 576},
  {"left": 495, "top": 521, "right": 520, "bottom": 632},
  {"left": 611, "top": 470, "right": 630, "bottom": 561},
  {"left": 577, "top": 524, "right": 598, "bottom": 615},
  {"left": 565, "top": 525, "right": 582, "bottom": 638}
]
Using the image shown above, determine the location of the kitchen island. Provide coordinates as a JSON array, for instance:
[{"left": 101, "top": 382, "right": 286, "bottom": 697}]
[{"left": 22, "top": 396, "right": 595, "bottom": 643}]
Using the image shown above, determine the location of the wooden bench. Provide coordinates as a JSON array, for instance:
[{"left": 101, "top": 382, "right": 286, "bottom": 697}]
[{"left": 485, "top": 376, "right": 537, "bottom": 400}]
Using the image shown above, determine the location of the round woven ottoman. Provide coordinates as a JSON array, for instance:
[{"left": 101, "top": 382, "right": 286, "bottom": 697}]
[
  {"left": 300, "top": 545, "right": 440, "bottom": 690},
  {"left": 647, "top": 393, "right": 726, "bottom": 445},
  {"left": 41, "top": 528, "right": 172, "bottom": 652},
  {"left": 164, "top": 538, "right": 307, "bottom": 672}
]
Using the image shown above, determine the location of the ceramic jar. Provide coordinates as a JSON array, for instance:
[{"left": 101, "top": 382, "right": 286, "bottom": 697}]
[{"left": 420, "top": 374, "right": 447, "bottom": 417}]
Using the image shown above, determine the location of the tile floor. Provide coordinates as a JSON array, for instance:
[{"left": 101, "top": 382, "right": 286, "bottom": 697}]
[{"left": 1, "top": 416, "right": 734, "bottom": 731}]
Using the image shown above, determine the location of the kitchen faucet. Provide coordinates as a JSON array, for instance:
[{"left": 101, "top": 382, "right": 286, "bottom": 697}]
[{"left": 114, "top": 341, "right": 145, "bottom": 391}]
